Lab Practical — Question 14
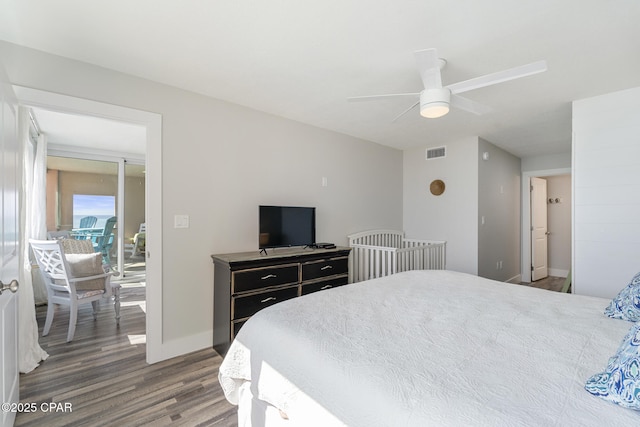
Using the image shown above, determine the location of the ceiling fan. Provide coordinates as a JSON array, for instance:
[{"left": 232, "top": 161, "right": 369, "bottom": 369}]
[{"left": 348, "top": 48, "right": 547, "bottom": 121}]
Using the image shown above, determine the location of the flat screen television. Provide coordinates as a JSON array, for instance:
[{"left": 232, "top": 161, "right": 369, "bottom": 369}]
[{"left": 259, "top": 205, "right": 316, "bottom": 249}]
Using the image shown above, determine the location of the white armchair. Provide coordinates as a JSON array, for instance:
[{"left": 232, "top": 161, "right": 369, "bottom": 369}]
[{"left": 29, "top": 239, "right": 121, "bottom": 342}]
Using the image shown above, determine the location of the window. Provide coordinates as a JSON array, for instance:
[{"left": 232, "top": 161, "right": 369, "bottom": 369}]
[{"left": 72, "top": 194, "right": 115, "bottom": 228}]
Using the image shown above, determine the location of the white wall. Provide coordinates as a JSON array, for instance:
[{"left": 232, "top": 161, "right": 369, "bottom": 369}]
[
  {"left": 546, "top": 174, "right": 571, "bottom": 276},
  {"left": 573, "top": 86, "right": 640, "bottom": 298},
  {"left": 477, "top": 139, "right": 521, "bottom": 282},
  {"left": 0, "top": 42, "right": 403, "bottom": 354},
  {"left": 403, "top": 137, "right": 478, "bottom": 274},
  {"left": 521, "top": 152, "right": 571, "bottom": 172}
]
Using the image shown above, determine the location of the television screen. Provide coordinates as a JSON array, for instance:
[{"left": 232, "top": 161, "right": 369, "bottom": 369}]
[{"left": 259, "top": 205, "right": 316, "bottom": 249}]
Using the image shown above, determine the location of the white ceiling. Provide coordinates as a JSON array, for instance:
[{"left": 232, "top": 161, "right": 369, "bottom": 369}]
[
  {"left": 3, "top": 0, "right": 639, "bottom": 158},
  {"left": 31, "top": 107, "right": 146, "bottom": 155}
]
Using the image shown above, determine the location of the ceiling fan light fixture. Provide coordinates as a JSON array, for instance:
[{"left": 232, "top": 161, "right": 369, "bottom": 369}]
[
  {"left": 420, "top": 88, "right": 451, "bottom": 118},
  {"left": 421, "top": 103, "right": 449, "bottom": 119}
]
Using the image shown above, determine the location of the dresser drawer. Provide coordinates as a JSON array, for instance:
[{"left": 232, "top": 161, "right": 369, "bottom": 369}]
[
  {"left": 232, "top": 264, "right": 299, "bottom": 294},
  {"left": 301, "top": 275, "right": 348, "bottom": 295},
  {"left": 232, "top": 319, "right": 248, "bottom": 340},
  {"left": 302, "top": 257, "right": 349, "bottom": 281},
  {"left": 232, "top": 285, "right": 299, "bottom": 320}
]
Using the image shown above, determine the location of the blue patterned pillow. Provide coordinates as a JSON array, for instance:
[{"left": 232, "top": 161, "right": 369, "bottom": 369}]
[
  {"left": 604, "top": 272, "right": 640, "bottom": 322},
  {"left": 585, "top": 322, "right": 640, "bottom": 410}
]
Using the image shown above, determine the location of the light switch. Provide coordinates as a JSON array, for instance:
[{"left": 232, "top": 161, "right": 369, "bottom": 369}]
[{"left": 174, "top": 214, "right": 190, "bottom": 229}]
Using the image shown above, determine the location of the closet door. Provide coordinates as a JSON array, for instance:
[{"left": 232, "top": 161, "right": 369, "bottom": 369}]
[{"left": 531, "top": 177, "right": 549, "bottom": 281}]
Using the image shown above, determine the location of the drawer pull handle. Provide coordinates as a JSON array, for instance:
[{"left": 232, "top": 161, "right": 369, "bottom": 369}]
[
  {"left": 321, "top": 285, "right": 332, "bottom": 290},
  {"left": 320, "top": 265, "right": 333, "bottom": 270},
  {"left": 261, "top": 274, "right": 277, "bottom": 280},
  {"left": 261, "top": 296, "right": 277, "bottom": 303}
]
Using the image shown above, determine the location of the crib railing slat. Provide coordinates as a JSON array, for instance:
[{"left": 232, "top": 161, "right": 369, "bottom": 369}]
[{"left": 348, "top": 230, "right": 446, "bottom": 283}]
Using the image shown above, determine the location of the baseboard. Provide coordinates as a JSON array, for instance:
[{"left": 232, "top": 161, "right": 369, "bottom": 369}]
[
  {"left": 506, "top": 274, "right": 522, "bottom": 284},
  {"left": 549, "top": 268, "right": 569, "bottom": 278},
  {"left": 148, "top": 330, "right": 212, "bottom": 364}
]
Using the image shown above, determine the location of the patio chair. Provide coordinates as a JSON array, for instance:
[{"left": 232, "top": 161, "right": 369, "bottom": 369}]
[
  {"left": 79, "top": 216, "right": 98, "bottom": 229},
  {"left": 47, "top": 230, "right": 71, "bottom": 240},
  {"left": 30, "top": 239, "right": 120, "bottom": 342},
  {"left": 72, "top": 215, "right": 99, "bottom": 240},
  {"left": 88, "top": 216, "right": 117, "bottom": 264},
  {"left": 125, "top": 222, "right": 146, "bottom": 258}
]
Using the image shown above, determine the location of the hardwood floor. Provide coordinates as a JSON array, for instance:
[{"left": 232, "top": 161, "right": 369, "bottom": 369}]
[
  {"left": 520, "top": 275, "right": 568, "bottom": 293},
  {"left": 15, "top": 281, "right": 237, "bottom": 427}
]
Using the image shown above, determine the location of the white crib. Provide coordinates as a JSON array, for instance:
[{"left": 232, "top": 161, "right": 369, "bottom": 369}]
[{"left": 348, "top": 229, "right": 446, "bottom": 283}]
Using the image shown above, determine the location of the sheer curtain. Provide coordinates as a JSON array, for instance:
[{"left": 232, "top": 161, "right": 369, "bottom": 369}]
[{"left": 18, "top": 106, "right": 48, "bottom": 373}]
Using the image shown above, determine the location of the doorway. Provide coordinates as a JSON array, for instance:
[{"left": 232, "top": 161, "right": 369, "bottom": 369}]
[
  {"left": 521, "top": 168, "right": 572, "bottom": 283},
  {"left": 15, "top": 85, "right": 164, "bottom": 363},
  {"left": 530, "top": 176, "right": 549, "bottom": 281}
]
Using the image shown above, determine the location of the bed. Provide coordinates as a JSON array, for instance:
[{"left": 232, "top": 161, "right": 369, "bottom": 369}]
[
  {"left": 218, "top": 270, "right": 640, "bottom": 426},
  {"left": 348, "top": 229, "right": 446, "bottom": 283}
]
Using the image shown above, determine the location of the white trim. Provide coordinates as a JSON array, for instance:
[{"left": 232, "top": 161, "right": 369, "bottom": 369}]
[
  {"left": 117, "top": 159, "right": 126, "bottom": 276},
  {"left": 548, "top": 268, "right": 569, "bottom": 278},
  {"left": 520, "top": 168, "right": 571, "bottom": 283},
  {"left": 48, "top": 142, "right": 144, "bottom": 162},
  {"left": 571, "top": 131, "right": 577, "bottom": 295},
  {"left": 154, "top": 331, "right": 213, "bottom": 362},
  {"left": 505, "top": 274, "right": 522, "bottom": 284},
  {"left": 13, "top": 85, "right": 164, "bottom": 364}
]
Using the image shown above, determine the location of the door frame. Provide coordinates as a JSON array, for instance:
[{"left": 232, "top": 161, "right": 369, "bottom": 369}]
[
  {"left": 13, "top": 86, "right": 165, "bottom": 364},
  {"left": 521, "top": 167, "right": 571, "bottom": 283},
  {"left": 46, "top": 152, "right": 145, "bottom": 279}
]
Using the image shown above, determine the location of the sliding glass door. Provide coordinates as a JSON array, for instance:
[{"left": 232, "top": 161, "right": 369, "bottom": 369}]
[{"left": 46, "top": 156, "right": 145, "bottom": 275}]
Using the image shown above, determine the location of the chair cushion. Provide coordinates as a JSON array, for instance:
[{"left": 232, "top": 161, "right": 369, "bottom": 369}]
[
  {"left": 65, "top": 252, "right": 106, "bottom": 291},
  {"left": 62, "top": 238, "right": 95, "bottom": 254},
  {"left": 76, "top": 289, "right": 106, "bottom": 299}
]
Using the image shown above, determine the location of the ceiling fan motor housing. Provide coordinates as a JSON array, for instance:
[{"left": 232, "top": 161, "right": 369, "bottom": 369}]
[{"left": 420, "top": 88, "right": 451, "bottom": 118}]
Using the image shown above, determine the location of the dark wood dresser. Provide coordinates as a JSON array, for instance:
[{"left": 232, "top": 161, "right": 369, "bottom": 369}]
[{"left": 211, "top": 247, "right": 351, "bottom": 355}]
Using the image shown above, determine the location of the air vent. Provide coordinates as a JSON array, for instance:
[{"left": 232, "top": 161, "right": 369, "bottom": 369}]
[{"left": 426, "top": 146, "right": 446, "bottom": 160}]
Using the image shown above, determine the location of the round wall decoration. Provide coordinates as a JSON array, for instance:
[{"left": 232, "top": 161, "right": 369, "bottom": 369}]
[{"left": 430, "top": 179, "right": 445, "bottom": 196}]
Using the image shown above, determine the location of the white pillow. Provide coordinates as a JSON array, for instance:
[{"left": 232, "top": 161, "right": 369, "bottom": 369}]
[{"left": 65, "top": 252, "right": 105, "bottom": 291}]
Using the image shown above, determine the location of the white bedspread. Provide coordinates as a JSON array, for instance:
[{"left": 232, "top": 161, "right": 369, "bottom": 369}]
[{"left": 219, "top": 270, "right": 640, "bottom": 426}]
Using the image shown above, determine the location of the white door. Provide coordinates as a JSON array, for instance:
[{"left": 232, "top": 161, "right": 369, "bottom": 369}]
[
  {"left": 0, "top": 65, "right": 20, "bottom": 427},
  {"left": 531, "top": 177, "right": 549, "bottom": 281}
]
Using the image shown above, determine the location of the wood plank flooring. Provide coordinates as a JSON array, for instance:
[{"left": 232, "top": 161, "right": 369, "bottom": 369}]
[
  {"left": 15, "top": 282, "right": 237, "bottom": 427},
  {"left": 520, "top": 275, "right": 568, "bottom": 292}
]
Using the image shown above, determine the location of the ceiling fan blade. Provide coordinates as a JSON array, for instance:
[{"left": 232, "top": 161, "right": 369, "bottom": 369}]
[
  {"left": 450, "top": 94, "right": 493, "bottom": 115},
  {"left": 391, "top": 101, "right": 420, "bottom": 123},
  {"left": 414, "top": 48, "right": 442, "bottom": 90},
  {"left": 447, "top": 60, "right": 547, "bottom": 94},
  {"left": 347, "top": 93, "right": 420, "bottom": 102}
]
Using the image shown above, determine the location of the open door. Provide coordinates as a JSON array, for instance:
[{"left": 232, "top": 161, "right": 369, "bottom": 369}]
[
  {"left": 0, "top": 62, "right": 20, "bottom": 427},
  {"left": 531, "top": 177, "right": 549, "bottom": 281}
]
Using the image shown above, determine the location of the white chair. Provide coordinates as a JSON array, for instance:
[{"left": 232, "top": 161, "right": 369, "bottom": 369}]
[
  {"left": 47, "top": 230, "right": 71, "bottom": 240},
  {"left": 29, "top": 239, "right": 121, "bottom": 342},
  {"left": 125, "top": 222, "right": 146, "bottom": 258}
]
